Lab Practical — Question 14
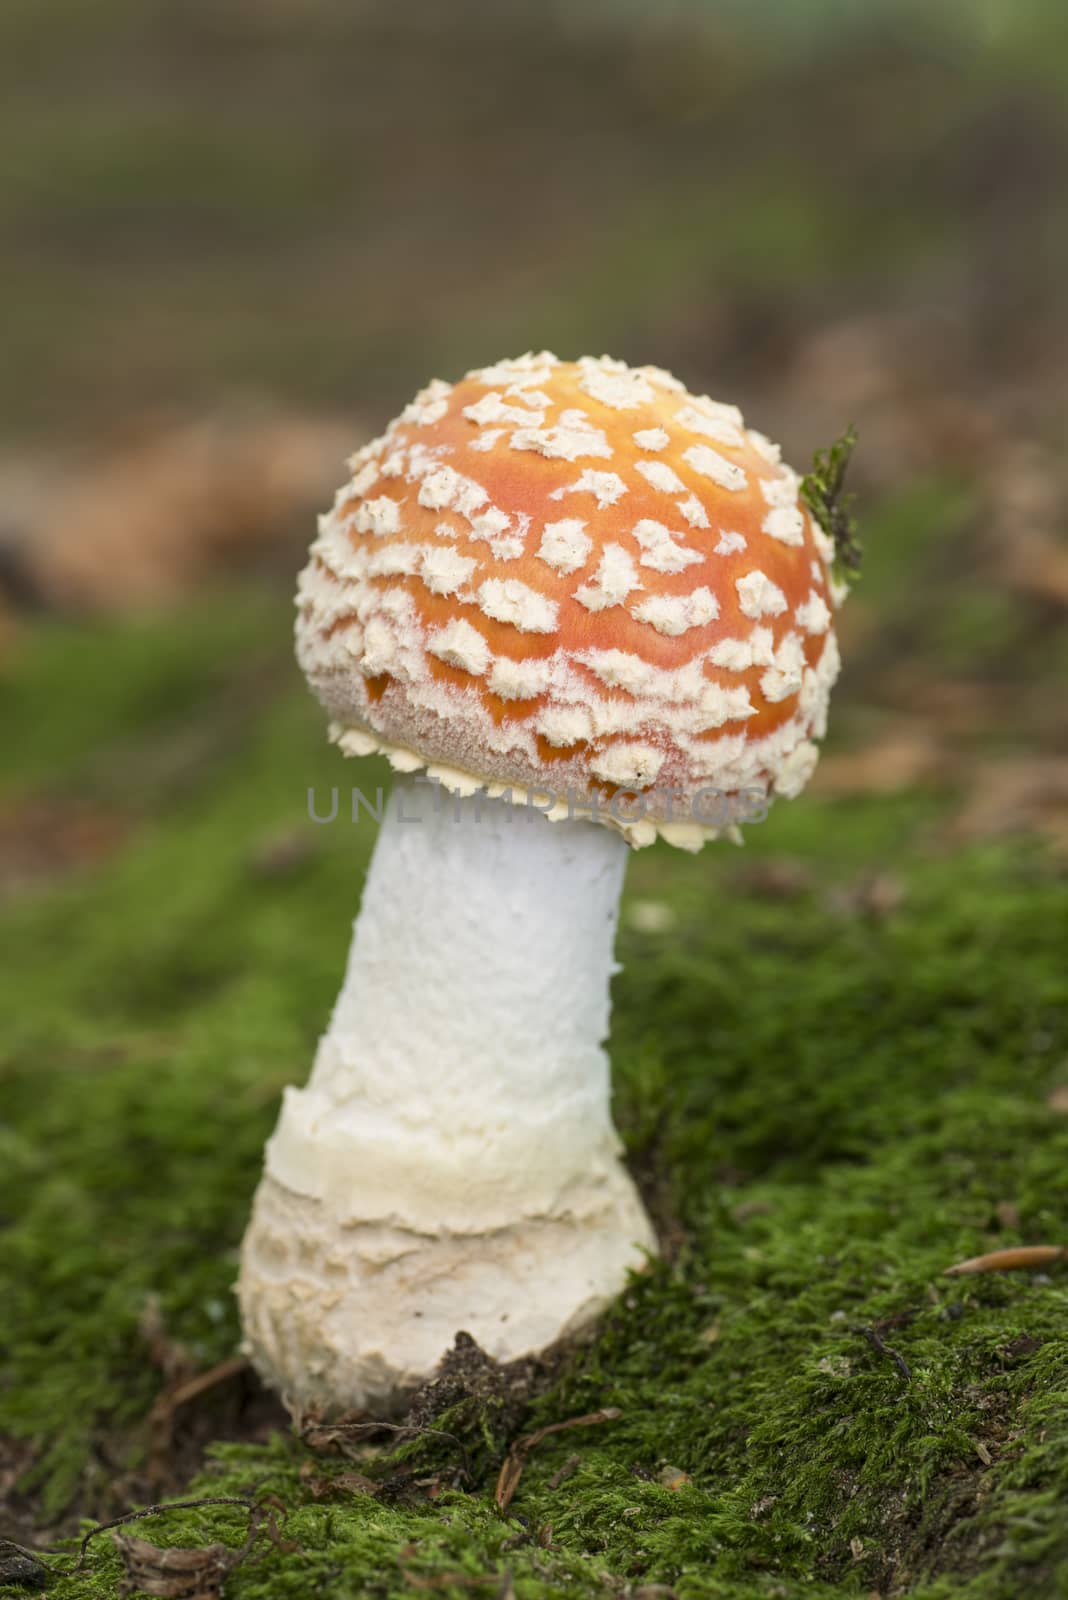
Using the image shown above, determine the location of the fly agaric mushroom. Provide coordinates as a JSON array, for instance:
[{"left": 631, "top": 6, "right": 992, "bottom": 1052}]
[{"left": 238, "top": 353, "right": 846, "bottom": 1410}]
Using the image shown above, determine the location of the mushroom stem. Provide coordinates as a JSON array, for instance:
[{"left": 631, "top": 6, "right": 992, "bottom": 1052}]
[{"left": 239, "top": 775, "right": 657, "bottom": 1410}]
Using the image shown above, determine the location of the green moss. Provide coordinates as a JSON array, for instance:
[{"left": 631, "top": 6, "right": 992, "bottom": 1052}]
[{"left": 2, "top": 582, "right": 1067, "bottom": 1598}]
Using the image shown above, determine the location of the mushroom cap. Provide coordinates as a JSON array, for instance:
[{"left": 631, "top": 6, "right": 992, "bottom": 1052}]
[{"left": 296, "top": 353, "right": 843, "bottom": 848}]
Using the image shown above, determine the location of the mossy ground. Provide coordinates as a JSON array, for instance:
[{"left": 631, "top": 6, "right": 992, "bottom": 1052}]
[{"left": 2, "top": 568, "right": 1067, "bottom": 1599}]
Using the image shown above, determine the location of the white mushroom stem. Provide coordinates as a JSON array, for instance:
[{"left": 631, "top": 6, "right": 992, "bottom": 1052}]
[{"left": 239, "top": 775, "right": 657, "bottom": 1410}]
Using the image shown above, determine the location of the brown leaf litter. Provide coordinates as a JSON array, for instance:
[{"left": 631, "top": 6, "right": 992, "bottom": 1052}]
[
  {"left": 0, "top": 410, "right": 353, "bottom": 616},
  {"left": 946, "top": 758, "right": 1068, "bottom": 855}
]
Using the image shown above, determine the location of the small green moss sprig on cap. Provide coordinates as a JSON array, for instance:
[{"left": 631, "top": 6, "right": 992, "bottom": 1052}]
[{"left": 801, "top": 426, "right": 861, "bottom": 586}]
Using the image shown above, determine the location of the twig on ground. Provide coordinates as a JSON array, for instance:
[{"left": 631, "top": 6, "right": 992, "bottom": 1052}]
[
  {"left": 546, "top": 1452, "right": 582, "bottom": 1491},
  {"left": 159, "top": 1357, "right": 250, "bottom": 1414},
  {"left": 495, "top": 1408, "right": 621, "bottom": 1513},
  {"left": 146, "top": 1355, "right": 252, "bottom": 1487},
  {"left": 852, "top": 1325, "right": 912, "bottom": 1383},
  {"left": 944, "top": 1245, "right": 1066, "bottom": 1276}
]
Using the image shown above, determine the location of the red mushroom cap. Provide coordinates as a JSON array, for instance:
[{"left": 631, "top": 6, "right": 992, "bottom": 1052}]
[{"left": 296, "top": 353, "right": 842, "bottom": 847}]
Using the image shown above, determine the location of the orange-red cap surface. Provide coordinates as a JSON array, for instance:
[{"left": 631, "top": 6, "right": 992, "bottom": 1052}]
[{"left": 296, "top": 353, "right": 843, "bottom": 847}]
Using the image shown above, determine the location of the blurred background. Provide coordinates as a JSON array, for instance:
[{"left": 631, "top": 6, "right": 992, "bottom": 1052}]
[
  {"left": 1, "top": 0, "right": 1066, "bottom": 855},
  {"left": 2, "top": 0, "right": 1068, "bottom": 1563}
]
